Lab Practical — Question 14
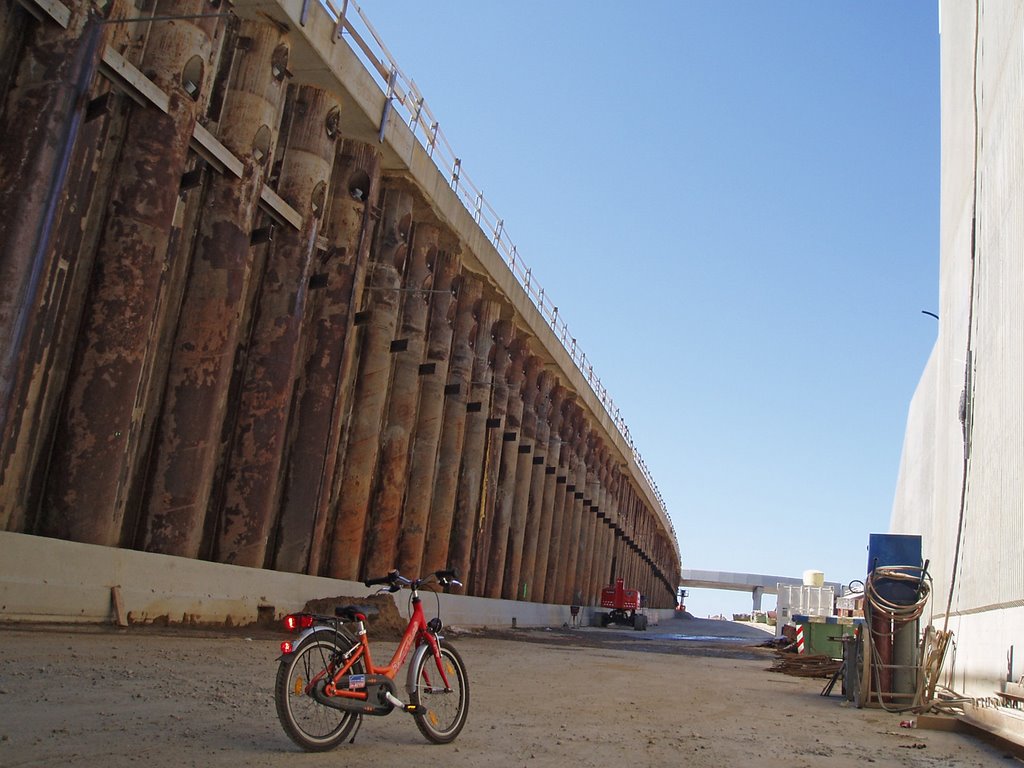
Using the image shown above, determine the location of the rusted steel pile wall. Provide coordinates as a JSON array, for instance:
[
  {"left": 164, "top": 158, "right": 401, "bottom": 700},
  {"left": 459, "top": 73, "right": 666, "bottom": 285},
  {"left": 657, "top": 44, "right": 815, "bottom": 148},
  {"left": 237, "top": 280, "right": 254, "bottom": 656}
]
[{"left": 0, "top": 0, "right": 679, "bottom": 608}]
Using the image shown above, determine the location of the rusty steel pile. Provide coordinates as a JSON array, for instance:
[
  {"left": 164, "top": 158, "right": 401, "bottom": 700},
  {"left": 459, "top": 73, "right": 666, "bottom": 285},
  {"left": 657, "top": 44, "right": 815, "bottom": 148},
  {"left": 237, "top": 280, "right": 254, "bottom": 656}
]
[{"left": 0, "top": 0, "right": 679, "bottom": 608}]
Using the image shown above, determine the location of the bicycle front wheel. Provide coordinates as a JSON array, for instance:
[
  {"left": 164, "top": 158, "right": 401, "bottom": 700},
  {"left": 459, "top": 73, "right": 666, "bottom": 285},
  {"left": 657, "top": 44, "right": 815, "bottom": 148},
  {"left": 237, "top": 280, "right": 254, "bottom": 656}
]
[
  {"left": 411, "top": 642, "right": 469, "bottom": 744},
  {"left": 274, "top": 632, "right": 362, "bottom": 751}
]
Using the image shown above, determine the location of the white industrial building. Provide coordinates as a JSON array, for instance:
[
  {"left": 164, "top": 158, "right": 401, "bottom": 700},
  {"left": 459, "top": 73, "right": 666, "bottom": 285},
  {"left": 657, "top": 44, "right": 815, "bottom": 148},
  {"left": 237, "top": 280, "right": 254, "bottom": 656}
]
[{"left": 890, "top": 0, "right": 1023, "bottom": 703}]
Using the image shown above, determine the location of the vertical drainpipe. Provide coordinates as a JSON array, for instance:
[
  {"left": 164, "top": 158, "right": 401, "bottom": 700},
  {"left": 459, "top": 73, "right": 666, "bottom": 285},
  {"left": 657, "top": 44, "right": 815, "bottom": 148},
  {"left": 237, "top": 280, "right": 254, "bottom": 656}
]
[
  {"left": 656, "top": 537, "right": 664, "bottom": 603},
  {"left": 484, "top": 334, "right": 528, "bottom": 599},
  {"left": 598, "top": 456, "right": 610, "bottom": 602},
  {"left": 41, "top": 0, "right": 220, "bottom": 546},
  {"left": 621, "top": 486, "right": 634, "bottom": 586},
  {"left": 619, "top": 487, "right": 633, "bottom": 588},
  {"left": 139, "top": 22, "right": 289, "bottom": 558},
  {"left": 581, "top": 436, "right": 602, "bottom": 606},
  {"left": 529, "top": 380, "right": 562, "bottom": 600},
  {"left": 631, "top": 503, "right": 642, "bottom": 592},
  {"left": 634, "top": 503, "right": 646, "bottom": 593},
  {"left": 652, "top": 540, "right": 659, "bottom": 593},
  {"left": 658, "top": 546, "right": 666, "bottom": 605},
  {"left": 361, "top": 221, "right": 436, "bottom": 578},
  {"left": 327, "top": 186, "right": 413, "bottom": 580},
  {"left": 578, "top": 438, "right": 601, "bottom": 603},
  {"left": 505, "top": 353, "right": 542, "bottom": 601},
  {"left": 542, "top": 396, "right": 575, "bottom": 604},
  {"left": 0, "top": 5, "right": 118, "bottom": 531},
  {"left": 629, "top": 494, "right": 641, "bottom": 590},
  {"left": 564, "top": 425, "right": 593, "bottom": 606},
  {"left": 420, "top": 273, "right": 481, "bottom": 576},
  {"left": 553, "top": 409, "right": 585, "bottom": 604},
  {"left": 647, "top": 520, "right": 658, "bottom": 602},
  {"left": 520, "top": 366, "right": 552, "bottom": 602},
  {"left": 585, "top": 450, "right": 606, "bottom": 606},
  {"left": 396, "top": 247, "right": 459, "bottom": 577},
  {"left": 598, "top": 462, "right": 614, "bottom": 589},
  {"left": 0, "top": 4, "right": 100, "bottom": 458},
  {"left": 600, "top": 467, "right": 619, "bottom": 588},
  {"left": 469, "top": 318, "right": 512, "bottom": 594},
  {"left": 645, "top": 515, "right": 656, "bottom": 600},
  {"left": 638, "top": 507, "right": 652, "bottom": 597},
  {"left": 601, "top": 462, "right": 617, "bottom": 592},
  {"left": 606, "top": 487, "right": 622, "bottom": 589},
  {"left": 274, "top": 139, "right": 382, "bottom": 574},
  {"left": 608, "top": 476, "right": 621, "bottom": 585},
  {"left": 215, "top": 85, "right": 339, "bottom": 567},
  {"left": 447, "top": 299, "right": 500, "bottom": 591},
  {"left": 643, "top": 551, "right": 653, "bottom": 606},
  {"left": 582, "top": 447, "right": 606, "bottom": 603},
  {"left": 577, "top": 495, "right": 595, "bottom": 603},
  {"left": 626, "top": 499, "right": 643, "bottom": 589},
  {"left": 589, "top": 459, "right": 608, "bottom": 599},
  {"left": 653, "top": 548, "right": 662, "bottom": 608}
]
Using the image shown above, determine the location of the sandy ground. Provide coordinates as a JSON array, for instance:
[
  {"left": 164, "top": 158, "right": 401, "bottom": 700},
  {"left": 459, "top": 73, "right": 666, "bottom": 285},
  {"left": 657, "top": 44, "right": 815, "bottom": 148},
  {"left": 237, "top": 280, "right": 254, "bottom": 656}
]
[{"left": 0, "top": 614, "right": 1014, "bottom": 768}]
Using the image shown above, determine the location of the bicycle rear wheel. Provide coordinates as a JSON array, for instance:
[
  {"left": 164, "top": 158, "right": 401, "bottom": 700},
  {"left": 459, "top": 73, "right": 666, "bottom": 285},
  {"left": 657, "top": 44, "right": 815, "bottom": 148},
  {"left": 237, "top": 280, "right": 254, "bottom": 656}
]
[
  {"left": 274, "top": 631, "right": 362, "bottom": 751},
  {"left": 411, "top": 642, "right": 469, "bottom": 744}
]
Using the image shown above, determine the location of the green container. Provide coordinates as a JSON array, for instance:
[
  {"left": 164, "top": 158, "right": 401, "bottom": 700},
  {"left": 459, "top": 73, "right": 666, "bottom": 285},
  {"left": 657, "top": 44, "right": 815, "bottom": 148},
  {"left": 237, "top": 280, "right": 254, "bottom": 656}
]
[{"left": 795, "top": 617, "right": 856, "bottom": 658}]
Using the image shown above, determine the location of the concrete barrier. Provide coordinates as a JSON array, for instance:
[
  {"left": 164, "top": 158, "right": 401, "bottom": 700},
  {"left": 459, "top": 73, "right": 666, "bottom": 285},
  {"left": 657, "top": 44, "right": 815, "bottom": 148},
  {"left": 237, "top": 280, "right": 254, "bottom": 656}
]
[{"left": 0, "top": 532, "right": 671, "bottom": 629}]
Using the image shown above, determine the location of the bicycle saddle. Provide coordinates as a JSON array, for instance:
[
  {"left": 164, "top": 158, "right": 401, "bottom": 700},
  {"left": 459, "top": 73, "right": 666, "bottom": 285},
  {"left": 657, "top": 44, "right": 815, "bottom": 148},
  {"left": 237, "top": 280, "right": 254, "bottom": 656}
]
[{"left": 335, "top": 604, "right": 380, "bottom": 621}]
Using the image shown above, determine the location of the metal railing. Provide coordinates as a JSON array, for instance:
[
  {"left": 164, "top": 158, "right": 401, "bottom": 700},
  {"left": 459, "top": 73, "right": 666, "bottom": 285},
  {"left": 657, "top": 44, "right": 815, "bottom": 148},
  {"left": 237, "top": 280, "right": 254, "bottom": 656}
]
[{"left": 319, "top": 0, "right": 671, "bottom": 532}]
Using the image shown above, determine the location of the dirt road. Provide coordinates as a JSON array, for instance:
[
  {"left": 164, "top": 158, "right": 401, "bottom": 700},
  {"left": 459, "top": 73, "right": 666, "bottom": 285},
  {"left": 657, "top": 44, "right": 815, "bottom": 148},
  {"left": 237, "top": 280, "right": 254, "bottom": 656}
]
[{"left": 0, "top": 615, "right": 1010, "bottom": 767}]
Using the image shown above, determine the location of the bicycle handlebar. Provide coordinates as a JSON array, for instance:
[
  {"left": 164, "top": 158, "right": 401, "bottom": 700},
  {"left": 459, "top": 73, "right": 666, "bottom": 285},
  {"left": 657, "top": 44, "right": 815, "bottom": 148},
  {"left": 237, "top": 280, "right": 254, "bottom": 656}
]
[
  {"left": 363, "top": 569, "right": 461, "bottom": 590},
  {"left": 362, "top": 573, "right": 405, "bottom": 589}
]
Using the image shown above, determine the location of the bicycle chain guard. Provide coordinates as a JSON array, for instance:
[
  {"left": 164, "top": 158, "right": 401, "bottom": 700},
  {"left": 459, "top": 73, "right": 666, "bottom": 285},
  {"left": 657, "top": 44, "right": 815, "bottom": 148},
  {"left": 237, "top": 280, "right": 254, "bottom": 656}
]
[{"left": 313, "top": 674, "right": 398, "bottom": 716}]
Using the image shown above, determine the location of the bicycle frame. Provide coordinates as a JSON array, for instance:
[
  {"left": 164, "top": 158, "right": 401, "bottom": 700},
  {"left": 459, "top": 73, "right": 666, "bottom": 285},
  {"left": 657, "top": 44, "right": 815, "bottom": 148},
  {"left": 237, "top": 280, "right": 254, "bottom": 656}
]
[{"left": 309, "top": 590, "right": 453, "bottom": 708}]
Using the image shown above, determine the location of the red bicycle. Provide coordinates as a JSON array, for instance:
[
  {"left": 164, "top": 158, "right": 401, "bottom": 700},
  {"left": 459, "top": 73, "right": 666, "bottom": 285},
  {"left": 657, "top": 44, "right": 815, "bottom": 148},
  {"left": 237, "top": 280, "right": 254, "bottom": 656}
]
[{"left": 274, "top": 569, "right": 469, "bottom": 751}]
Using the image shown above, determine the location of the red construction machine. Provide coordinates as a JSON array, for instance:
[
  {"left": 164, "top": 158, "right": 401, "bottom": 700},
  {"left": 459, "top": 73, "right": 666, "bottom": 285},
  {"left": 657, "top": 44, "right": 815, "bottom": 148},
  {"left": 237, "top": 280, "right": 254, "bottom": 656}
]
[{"left": 597, "top": 577, "right": 648, "bottom": 631}]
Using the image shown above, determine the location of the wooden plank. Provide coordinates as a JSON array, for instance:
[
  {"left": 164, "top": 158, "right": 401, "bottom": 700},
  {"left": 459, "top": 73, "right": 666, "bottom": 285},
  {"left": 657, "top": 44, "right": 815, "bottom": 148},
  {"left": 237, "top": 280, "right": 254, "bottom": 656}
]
[
  {"left": 191, "top": 123, "right": 244, "bottom": 179},
  {"left": 960, "top": 705, "right": 1024, "bottom": 758},
  {"left": 99, "top": 46, "right": 170, "bottom": 113},
  {"left": 18, "top": 0, "right": 70, "bottom": 28},
  {"left": 110, "top": 585, "right": 128, "bottom": 627},
  {"left": 259, "top": 185, "right": 303, "bottom": 230},
  {"left": 915, "top": 714, "right": 967, "bottom": 732}
]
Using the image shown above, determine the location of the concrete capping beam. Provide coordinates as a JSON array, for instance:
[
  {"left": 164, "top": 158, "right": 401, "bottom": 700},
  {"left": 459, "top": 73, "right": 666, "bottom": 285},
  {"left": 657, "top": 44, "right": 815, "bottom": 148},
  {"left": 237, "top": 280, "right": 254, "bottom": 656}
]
[{"left": 0, "top": 532, "right": 674, "bottom": 628}]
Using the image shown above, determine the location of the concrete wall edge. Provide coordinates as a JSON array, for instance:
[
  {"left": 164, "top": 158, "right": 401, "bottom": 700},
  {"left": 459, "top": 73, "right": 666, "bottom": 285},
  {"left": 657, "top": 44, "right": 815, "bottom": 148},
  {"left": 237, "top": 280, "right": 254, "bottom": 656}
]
[{"left": 0, "top": 532, "right": 673, "bottom": 629}]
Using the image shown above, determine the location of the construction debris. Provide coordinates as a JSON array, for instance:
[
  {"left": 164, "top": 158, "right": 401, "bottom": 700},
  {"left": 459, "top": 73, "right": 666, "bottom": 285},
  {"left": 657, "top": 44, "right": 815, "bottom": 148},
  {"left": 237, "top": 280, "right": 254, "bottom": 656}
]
[{"left": 769, "top": 652, "right": 842, "bottom": 679}]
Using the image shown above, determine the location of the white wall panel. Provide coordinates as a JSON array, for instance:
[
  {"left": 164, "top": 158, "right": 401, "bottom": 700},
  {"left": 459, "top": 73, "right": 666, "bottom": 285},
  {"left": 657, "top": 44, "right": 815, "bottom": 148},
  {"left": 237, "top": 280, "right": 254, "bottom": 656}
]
[{"left": 891, "top": 0, "right": 1024, "bottom": 699}]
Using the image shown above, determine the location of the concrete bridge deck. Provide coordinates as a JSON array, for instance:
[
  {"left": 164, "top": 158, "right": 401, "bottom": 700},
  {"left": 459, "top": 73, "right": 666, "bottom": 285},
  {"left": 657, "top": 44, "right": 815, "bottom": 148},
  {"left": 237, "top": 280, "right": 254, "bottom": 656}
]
[{"left": 681, "top": 569, "right": 843, "bottom": 611}]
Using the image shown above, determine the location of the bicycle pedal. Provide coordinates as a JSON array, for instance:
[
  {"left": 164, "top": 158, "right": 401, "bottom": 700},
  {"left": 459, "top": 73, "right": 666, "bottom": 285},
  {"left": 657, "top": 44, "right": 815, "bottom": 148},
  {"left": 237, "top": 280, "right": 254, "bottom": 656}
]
[{"left": 404, "top": 704, "right": 425, "bottom": 715}]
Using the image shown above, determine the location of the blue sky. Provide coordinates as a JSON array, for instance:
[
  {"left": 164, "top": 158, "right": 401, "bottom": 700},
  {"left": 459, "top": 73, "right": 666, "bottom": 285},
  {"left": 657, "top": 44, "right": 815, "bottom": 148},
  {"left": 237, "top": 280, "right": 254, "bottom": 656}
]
[{"left": 360, "top": 1, "right": 941, "bottom": 617}]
